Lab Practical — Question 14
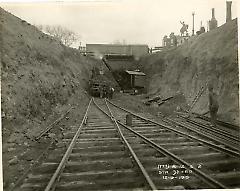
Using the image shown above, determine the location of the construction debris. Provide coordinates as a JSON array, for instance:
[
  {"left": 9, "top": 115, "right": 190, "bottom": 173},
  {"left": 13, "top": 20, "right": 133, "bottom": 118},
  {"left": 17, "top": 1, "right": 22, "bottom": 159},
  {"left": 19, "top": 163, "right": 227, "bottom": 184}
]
[{"left": 144, "top": 95, "right": 173, "bottom": 106}]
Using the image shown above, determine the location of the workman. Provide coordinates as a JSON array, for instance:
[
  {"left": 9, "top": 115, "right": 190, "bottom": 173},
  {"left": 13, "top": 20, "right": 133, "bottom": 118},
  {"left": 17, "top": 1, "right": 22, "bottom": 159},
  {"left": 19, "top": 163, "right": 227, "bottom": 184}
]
[
  {"left": 103, "top": 85, "right": 107, "bottom": 98},
  {"left": 109, "top": 87, "right": 114, "bottom": 99},
  {"left": 208, "top": 83, "right": 219, "bottom": 127},
  {"left": 99, "top": 86, "right": 103, "bottom": 98}
]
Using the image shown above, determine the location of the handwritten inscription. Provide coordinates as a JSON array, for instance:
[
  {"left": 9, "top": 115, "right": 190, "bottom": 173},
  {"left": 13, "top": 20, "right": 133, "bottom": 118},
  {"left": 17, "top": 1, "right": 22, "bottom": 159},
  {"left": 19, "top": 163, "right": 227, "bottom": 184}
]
[{"left": 157, "top": 163, "right": 202, "bottom": 180}]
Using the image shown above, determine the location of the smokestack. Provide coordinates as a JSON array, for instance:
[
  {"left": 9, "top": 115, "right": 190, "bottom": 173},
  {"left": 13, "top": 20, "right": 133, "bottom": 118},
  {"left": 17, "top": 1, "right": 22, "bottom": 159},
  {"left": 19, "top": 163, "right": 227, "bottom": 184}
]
[
  {"left": 209, "top": 8, "right": 218, "bottom": 31},
  {"left": 212, "top": 8, "right": 215, "bottom": 18},
  {"left": 226, "top": 1, "right": 232, "bottom": 22}
]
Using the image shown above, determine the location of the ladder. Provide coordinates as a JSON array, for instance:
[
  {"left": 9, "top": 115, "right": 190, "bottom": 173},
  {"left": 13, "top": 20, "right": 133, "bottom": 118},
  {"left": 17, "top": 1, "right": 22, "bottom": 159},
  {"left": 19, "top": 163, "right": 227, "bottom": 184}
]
[{"left": 188, "top": 82, "right": 208, "bottom": 113}]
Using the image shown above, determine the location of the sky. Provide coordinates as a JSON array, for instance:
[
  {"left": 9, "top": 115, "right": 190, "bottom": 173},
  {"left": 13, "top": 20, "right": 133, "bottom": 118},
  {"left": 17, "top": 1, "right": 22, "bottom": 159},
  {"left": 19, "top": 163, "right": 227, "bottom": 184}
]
[{"left": 0, "top": 0, "right": 238, "bottom": 48}]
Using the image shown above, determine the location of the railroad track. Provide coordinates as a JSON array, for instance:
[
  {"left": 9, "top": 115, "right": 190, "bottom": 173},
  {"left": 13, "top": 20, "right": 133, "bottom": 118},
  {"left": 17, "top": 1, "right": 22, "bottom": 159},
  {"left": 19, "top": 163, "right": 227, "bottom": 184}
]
[
  {"left": 104, "top": 98, "right": 240, "bottom": 189},
  {"left": 15, "top": 98, "right": 240, "bottom": 190},
  {"left": 35, "top": 106, "right": 74, "bottom": 141},
  {"left": 175, "top": 111, "right": 239, "bottom": 137},
  {"left": 16, "top": 98, "right": 153, "bottom": 190},
  {"left": 166, "top": 114, "right": 240, "bottom": 151},
  {"left": 10, "top": 106, "right": 74, "bottom": 191},
  {"left": 106, "top": 99, "right": 239, "bottom": 152},
  {"left": 193, "top": 113, "right": 239, "bottom": 131}
]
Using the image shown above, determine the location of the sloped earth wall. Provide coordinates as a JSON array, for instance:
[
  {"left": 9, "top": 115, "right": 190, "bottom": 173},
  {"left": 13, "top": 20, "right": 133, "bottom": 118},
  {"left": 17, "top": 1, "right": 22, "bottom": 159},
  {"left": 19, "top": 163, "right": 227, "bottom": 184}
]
[
  {"left": 139, "top": 19, "right": 239, "bottom": 125},
  {"left": 0, "top": 7, "right": 100, "bottom": 140},
  {"left": 0, "top": 7, "right": 101, "bottom": 188}
]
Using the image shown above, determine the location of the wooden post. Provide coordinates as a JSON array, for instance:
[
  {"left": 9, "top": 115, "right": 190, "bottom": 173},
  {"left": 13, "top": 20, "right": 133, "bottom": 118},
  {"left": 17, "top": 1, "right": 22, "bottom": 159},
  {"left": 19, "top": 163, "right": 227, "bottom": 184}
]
[{"left": 126, "top": 114, "right": 132, "bottom": 126}]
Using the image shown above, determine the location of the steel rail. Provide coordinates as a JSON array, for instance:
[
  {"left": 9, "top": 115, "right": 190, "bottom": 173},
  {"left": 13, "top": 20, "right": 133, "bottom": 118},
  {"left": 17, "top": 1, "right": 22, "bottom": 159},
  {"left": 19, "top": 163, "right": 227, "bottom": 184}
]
[
  {"left": 106, "top": 99, "right": 240, "bottom": 158},
  {"left": 35, "top": 106, "right": 73, "bottom": 141},
  {"left": 177, "top": 111, "right": 240, "bottom": 130},
  {"left": 44, "top": 98, "right": 92, "bottom": 191},
  {"left": 104, "top": 100, "right": 227, "bottom": 188},
  {"left": 178, "top": 115, "right": 239, "bottom": 141},
  {"left": 162, "top": 118, "right": 238, "bottom": 150},
  {"left": 166, "top": 117, "right": 240, "bottom": 146},
  {"left": 194, "top": 113, "right": 240, "bottom": 130},
  {"left": 115, "top": 119, "right": 227, "bottom": 189},
  {"left": 93, "top": 98, "right": 157, "bottom": 190},
  {"left": 11, "top": 140, "right": 55, "bottom": 191}
]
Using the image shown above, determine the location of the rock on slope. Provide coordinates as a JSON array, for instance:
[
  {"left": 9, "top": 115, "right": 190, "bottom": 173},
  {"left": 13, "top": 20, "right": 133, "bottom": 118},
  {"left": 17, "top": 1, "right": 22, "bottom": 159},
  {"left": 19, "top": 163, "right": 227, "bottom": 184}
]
[
  {"left": 139, "top": 19, "right": 238, "bottom": 125},
  {"left": 0, "top": 7, "right": 97, "bottom": 139}
]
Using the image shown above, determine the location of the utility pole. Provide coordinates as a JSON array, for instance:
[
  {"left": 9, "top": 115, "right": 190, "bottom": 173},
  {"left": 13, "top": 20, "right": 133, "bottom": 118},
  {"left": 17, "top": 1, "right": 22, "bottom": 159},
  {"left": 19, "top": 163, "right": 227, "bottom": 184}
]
[
  {"left": 79, "top": 42, "right": 82, "bottom": 50},
  {"left": 226, "top": 1, "right": 232, "bottom": 22},
  {"left": 192, "top": 12, "right": 195, "bottom": 36}
]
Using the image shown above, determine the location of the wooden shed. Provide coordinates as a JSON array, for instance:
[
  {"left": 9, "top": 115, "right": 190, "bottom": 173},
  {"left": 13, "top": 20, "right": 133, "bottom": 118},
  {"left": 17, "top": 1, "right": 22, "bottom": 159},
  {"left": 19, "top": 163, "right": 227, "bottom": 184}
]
[{"left": 123, "top": 70, "right": 146, "bottom": 93}]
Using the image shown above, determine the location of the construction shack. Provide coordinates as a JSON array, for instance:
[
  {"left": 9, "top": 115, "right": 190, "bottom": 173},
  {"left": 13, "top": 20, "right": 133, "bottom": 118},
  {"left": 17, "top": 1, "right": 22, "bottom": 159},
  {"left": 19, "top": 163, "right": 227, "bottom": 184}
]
[{"left": 122, "top": 70, "right": 146, "bottom": 93}]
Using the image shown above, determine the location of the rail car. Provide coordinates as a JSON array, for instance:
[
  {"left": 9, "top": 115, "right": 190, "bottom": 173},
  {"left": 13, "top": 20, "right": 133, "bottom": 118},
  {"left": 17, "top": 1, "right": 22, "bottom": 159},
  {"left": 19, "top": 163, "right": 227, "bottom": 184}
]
[
  {"left": 88, "top": 65, "right": 109, "bottom": 97},
  {"left": 89, "top": 78, "right": 109, "bottom": 97}
]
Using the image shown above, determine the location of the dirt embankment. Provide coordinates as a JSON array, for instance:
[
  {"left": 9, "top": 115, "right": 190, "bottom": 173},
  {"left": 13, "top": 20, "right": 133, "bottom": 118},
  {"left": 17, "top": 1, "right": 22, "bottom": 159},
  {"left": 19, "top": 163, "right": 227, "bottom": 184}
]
[
  {"left": 0, "top": 7, "right": 98, "bottom": 141},
  {"left": 139, "top": 19, "right": 238, "bottom": 125}
]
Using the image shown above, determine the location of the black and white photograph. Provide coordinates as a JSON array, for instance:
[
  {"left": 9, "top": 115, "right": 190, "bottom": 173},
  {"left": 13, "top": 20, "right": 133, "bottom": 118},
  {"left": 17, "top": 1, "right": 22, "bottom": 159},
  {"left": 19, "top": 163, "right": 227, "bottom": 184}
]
[{"left": 0, "top": 0, "right": 239, "bottom": 190}]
